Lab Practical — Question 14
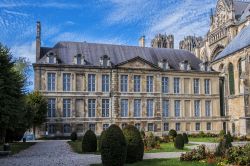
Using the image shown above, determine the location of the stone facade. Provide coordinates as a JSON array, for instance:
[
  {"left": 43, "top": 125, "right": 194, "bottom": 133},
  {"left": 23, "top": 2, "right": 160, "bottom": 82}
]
[{"left": 151, "top": 34, "right": 174, "bottom": 48}]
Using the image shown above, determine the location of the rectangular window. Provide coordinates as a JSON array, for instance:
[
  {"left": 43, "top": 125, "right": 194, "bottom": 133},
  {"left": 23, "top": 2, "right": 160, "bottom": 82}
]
[
  {"left": 147, "top": 99, "right": 154, "bottom": 117},
  {"left": 162, "top": 77, "right": 169, "bottom": 93},
  {"left": 195, "top": 123, "right": 200, "bottom": 131},
  {"left": 193, "top": 78, "right": 200, "bottom": 94},
  {"left": 174, "top": 100, "right": 181, "bottom": 117},
  {"left": 89, "top": 123, "right": 96, "bottom": 131},
  {"left": 147, "top": 76, "right": 153, "bottom": 92},
  {"left": 102, "top": 75, "right": 110, "bottom": 92},
  {"left": 88, "top": 99, "right": 96, "bottom": 117},
  {"left": 205, "top": 101, "right": 211, "bottom": 117},
  {"left": 134, "top": 75, "right": 141, "bottom": 92},
  {"left": 135, "top": 123, "right": 140, "bottom": 130},
  {"left": 207, "top": 122, "right": 211, "bottom": 131},
  {"left": 174, "top": 78, "right": 180, "bottom": 94},
  {"left": 102, "top": 99, "right": 109, "bottom": 117},
  {"left": 121, "top": 99, "right": 128, "bottom": 117},
  {"left": 148, "top": 123, "right": 154, "bottom": 131},
  {"left": 47, "top": 73, "right": 56, "bottom": 91},
  {"left": 120, "top": 75, "right": 128, "bottom": 92},
  {"left": 88, "top": 74, "right": 96, "bottom": 92},
  {"left": 63, "top": 124, "right": 71, "bottom": 133},
  {"left": 162, "top": 100, "right": 169, "bottom": 117},
  {"left": 48, "top": 124, "right": 55, "bottom": 134},
  {"left": 48, "top": 98, "right": 56, "bottom": 117},
  {"left": 194, "top": 100, "right": 200, "bottom": 117},
  {"left": 204, "top": 79, "right": 210, "bottom": 94},
  {"left": 63, "top": 99, "right": 71, "bottom": 117},
  {"left": 103, "top": 124, "right": 109, "bottom": 131},
  {"left": 164, "top": 123, "right": 169, "bottom": 131},
  {"left": 134, "top": 99, "right": 141, "bottom": 117},
  {"left": 63, "top": 73, "right": 71, "bottom": 91},
  {"left": 176, "top": 123, "right": 180, "bottom": 131}
]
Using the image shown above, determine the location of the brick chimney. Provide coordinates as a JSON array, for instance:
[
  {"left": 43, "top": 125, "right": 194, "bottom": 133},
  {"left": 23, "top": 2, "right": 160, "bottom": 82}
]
[
  {"left": 36, "top": 21, "right": 41, "bottom": 62},
  {"left": 139, "top": 36, "right": 145, "bottom": 47}
]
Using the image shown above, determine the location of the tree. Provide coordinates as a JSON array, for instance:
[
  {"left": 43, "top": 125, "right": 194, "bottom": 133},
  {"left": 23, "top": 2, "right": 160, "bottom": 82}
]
[
  {"left": 82, "top": 130, "right": 97, "bottom": 152},
  {"left": 174, "top": 134, "right": 184, "bottom": 149},
  {"left": 26, "top": 91, "right": 47, "bottom": 138},
  {"left": 169, "top": 129, "right": 177, "bottom": 141}
]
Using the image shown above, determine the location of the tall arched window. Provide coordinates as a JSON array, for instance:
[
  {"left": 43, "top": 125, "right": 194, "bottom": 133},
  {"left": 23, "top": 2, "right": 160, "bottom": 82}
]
[
  {"left": 228, "top": 63, "right": 235, "bottom": 95},
  {"left": 238, "top": 59, "right": 242, "bottom": 79}
]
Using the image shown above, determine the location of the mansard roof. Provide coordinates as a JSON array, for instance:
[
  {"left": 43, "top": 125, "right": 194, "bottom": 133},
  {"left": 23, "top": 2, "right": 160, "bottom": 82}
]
[
  {"left": 214, "top": 24, "right": 250, "bottom": 61},
  {"left": 234, "top": 1, "right": 250, "bottom": 18},
  {"left": 38, "top": 41, "right": 202, "bottom": 71}
]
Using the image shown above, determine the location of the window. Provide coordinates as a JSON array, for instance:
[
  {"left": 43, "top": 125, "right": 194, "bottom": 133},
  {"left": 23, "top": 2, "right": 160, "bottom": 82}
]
[
  {"left": 63, "top": 73, "right": 71, "bottom": 91},
  {"left": 77, "top": 54, "right": 81, "bottom": 65},
  {"left": 103, "top": 124, "right": 109, "bottom": 131},
  {"left": 48, "top": 98, "right": 56, "bottom": 117},
  {"left": 147, "top": 76, "right": 153, "bottom": 92},
  {"left": 195, "top": 123, "right": 200, "bottom": 131},
  {"left": 120, "top": 75, "right": 128, "bottom": 92},
  {"left": 207, "top": 122, "right": 211, "bottom": 131},
  {"left": 135, "top": 123, "right": 140, "bottom": 130},
  {"left": 176, "top": 123, "right": 180, "bottom": 131},
  {"left": 88, "top": 74, "right": 96, "bottom": 92},
  {"left": 102, "top": 75, "right": 110, "bottom": 92},
  {"left": 63, "top": 99, "right": 71, "bottom": 117},
  {"left": 163, "top": 123, "right": 169, "bottom": 131},
  {"left": 48, "top": 54, "right": 55, "bottom": 64},
  {"left": 205, "top": 101, "right": 211, "bottom": 117},
  {"left": 147, "top": 99, "right": 153, "bottom": 117},
  {"left": 228, "top": 63, "right": 235, "bottom": 95},
  {"left": 194, "top": 100, "right": 200, "bottom": 117},
  {"left": 134, "top": 75, "right": 141, "bottom": 92},
  {"left": 162, "top": 100, "right": 169, "bottom": 117},
  {"left": 63, "top": 124, "right": 71, "bottom": 133},
  {"left": 89, "top": 124, "right": 96, "bottom": 131},
  {"left": 174, "top": 78, "right": 180, "bottom": 94},
  {"left": 47, "top": 73, "right": 56, "bottom": 91},
  {"left": 193, "top": 79, "right": 200, "bottom": 94},
  {"left": 204, "top": 79, "right": 210, "bottom": 94},
  {"left": 121, "top": 99, "right": 128, "bottom": 117},
  {"left": 48, "top": 124, "right": 55, "bottom": 134},
  {"left": 102, "top": 99, "right": 109, "bottom": 117},
  {"left": 134, "top": 99, "right": 141, "bottom": 117},
  {"left": 162, "top": 77, "right": 169, "bottom": 93},
  {"left": 174, "top": 100, "right": 181, "bottom": 117},
  {"left": 88, "top": 99, "right": 96, "bottom": 117},
  {"left": 148, "top": 123, "right": 154, "bottom": 131}
]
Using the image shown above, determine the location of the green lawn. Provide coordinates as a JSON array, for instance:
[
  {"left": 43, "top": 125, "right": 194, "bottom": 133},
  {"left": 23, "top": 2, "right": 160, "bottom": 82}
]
[
  {"left": 189, "top": 137, "right": 219, "bottom": 143},
  {"left": 0, "top": 142, "right": 35, "bottom": 155},
  {"left": 90, "top": 158, "right": 207, "bottom": 166},
  {"left": 68, "top": 140, "right": 100, "bottom": 154},
  {"left": 145, "top": 142, "right": 193, "bottom": 153}
]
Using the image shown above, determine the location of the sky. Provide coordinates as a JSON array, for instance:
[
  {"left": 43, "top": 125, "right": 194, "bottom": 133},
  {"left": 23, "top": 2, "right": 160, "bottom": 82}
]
[{"left": 0, "top": 0, "right": 217, "bottom": 90}]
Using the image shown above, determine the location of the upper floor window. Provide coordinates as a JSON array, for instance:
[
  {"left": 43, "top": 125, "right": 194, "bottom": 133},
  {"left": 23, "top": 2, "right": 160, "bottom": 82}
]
[
  {"left": 102, "top": 99, "right": 110, "bottom": 117},
  {"left": 102, "top": 75, "right": 110, "bottom": 92},
  {"left": 77, "top": 54, "right": 82, "bottom": 65},
  {"left": 158, "top": 59, "right": 170, "bottom": 70},
  {"left": 88, "top": 99, "right": 96, "bottom": 117},
  {"left": 100, "top": 55, "right": 111, "bottom": 67},
  {"left": 162, "top": 77, "right": 169, "bottom": 93},
  {"left": 120, "top": 75, "right": 128, "bottom": 92},
  {"left": 134, "top": 75, "right": 141, "bottom": 92},
  {"left": 205, "top": 100, "right": 211, "bottom": 117},
  {"left": 146, "top": 99, "right": 153, "bottom": 117},
  {"left": 47, "top": 73, "right": 55, "bottom": 91},
  {"left": 228, "top": 63, "right": 235, "bottom": 95},
  {"left": 204, "top": 79, "right": 210, "bottom": 94},
  {"left": 180, "top": 60, "right": 191, "bottom": 71},
  {"left": 63, "top": 73, "right": 71, "bottom": 91},
  {"left": 48, "top": 53, "right": 55, "bottom": 64},
  {"left": 162, "top": 100, "right": 169, "bottom": 117},
  {"left": 63, "top": 99, "right": 71, "bottom": 117},
  {"left": 193, "top": 78, "right": 200, "bottom": 94},
  {"left": 88, "top": 74, "right": 96, "bottom": 92},
  {"left": 121, "top": 99, "right": 128, "bottom": 117},
  {"left": 174, "top": 100, "right": 180, "bottom": 117},
  {"left": 147, "top": 76, "right": 153, "bottom": 92},
  {"left": 194, "top": 100, "right": 200, "bottom": 117},
  {"left": 134, "top": 99, "right": 141, "bottom": 117},
  {"left": 174, "top": 78, "right": 180, "bottom": 94},
  {"left": 48, "top": 98, "right": 56, "bottom": 117}
]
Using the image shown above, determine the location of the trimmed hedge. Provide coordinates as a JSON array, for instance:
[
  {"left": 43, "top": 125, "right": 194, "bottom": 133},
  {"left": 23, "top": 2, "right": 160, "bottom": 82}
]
[
  {"left": 169, "top": 129, "right": 177, "bottom": 141},
  {"left": 215, "top": 134, "right": 232, "bottom": 156},
  {"left": 123, "top": 125, "right": 144, "bottom": 163},
  {"left": 183, "top": 133, "right": 189, "bottom": 144},
  {"left": 71, "top": 131, "right": 77, "bottom": 141},
  {"left": 100, "top": 124, "right": 127, "bottom": 166},
  {"left": 174, "top": 134, "right": 184, "bottom": 149},
  {"left": 82, "top": 130, "right": 97, "bottom": 152}
]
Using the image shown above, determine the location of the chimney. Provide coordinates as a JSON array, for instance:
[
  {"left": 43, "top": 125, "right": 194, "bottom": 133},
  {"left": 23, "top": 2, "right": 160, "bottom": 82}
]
[
  {"left": 139, "top": 36, "right": 145, "bottom": 47},
  {"left": 36, "top": 21, "right": 41, "bottom": 62}
]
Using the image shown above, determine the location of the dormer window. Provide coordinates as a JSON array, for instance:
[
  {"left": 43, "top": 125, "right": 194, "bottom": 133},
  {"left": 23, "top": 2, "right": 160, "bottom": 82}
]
[
  {"left": 100, "top": 55, "right": 111, "bottom": 67},
  {"left": 199, "top": 62, "right": 211, "bottom": 72},
  {"left": 158, "top": 59, "right": 170, "bottom": 70},
  {"left": 180, "top": 60, "right": 191, "bottom": 71},
  {"left": 47, "top": 52, "right": 56, "bottom": 64},
  {"left": 74, "top": 54, "right": 85, "bottom": 65}
]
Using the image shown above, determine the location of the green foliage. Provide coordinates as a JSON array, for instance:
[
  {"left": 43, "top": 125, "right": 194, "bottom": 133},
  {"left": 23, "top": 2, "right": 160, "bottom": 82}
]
[
  {"left": 100, "top": 124, "right": 127, "bottom": 166},
  {"left": 70, "top": 131, "right": 77, "bottom": 141},
  {"left": 123, "top": 125, "right": 144, "bottom": 163},
  {"left": 169, "top": 129, "right": 177, "bottom": 141},
  {"left": 180, "top": 145, "right": 206, "bottom": 161},
  {"left": 219, "top": 130, "right": 226, "bottom": 138},
  {"left": 226, "top": 131, "right": 233, "bottom": 142},
  {"left": 82, "top": 130, "right": 97, "bottom": 152},
  {"left": 226, "top": 144, "right": 250, "bottom": 166},
  {"left": 174, "top": 134, "right": 184, "bottom": 150},
  {"left": 145, "top": 132, "right": 156, "bottom": 149},
  {"left": 98, "top": 130, "right": 106, "bottom": 152},
  {"left": 215, "top": 134, "right": 232, "bottom": 156},
  {"left": 198, "top": 131, "right": 205, "bottom": 137},
  {"left": 182, "top": 133, "right": 189, "bottom": 144}
]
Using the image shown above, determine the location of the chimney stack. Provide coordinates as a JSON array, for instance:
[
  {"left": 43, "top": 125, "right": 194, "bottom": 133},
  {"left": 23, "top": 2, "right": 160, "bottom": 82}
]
[
  {"left": 36, "top": 21, "right": 41, "bottom": 62},
  {"left": 139, "top": 36, "right": 145, "bottom": 47}
]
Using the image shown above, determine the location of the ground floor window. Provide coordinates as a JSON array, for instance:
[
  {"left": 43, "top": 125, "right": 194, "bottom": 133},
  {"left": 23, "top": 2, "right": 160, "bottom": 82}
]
[
  {"left": 135, "top": 123, "right": 140, "bottom": 130},
  {"left": 176, "top": 123, "right": 180, "bottom": 131},
  {"left": 148, "top": 123, "right": 154, "bottom": 131},
  {"left": 48, "top": 124, "right": 55, "bottom": 134},
  {"left": 195, "top": 123, "right": 200, "bottom": 131},
  {"left": 103, "top": 124, "right": 109, "bottom": 131},
  {"left": 63, "top": 124, "right": 71, "bottom": 133},
  {"left": 89, "top": 123, "right": 96, "bottom": 131},
  {"left": 207, "top": 122, "right": 211, "bottom": 131},
  {"left": 122, "top": 123, "right": 127, "bottom": 129},
  {"left": 163, "top": 123, "right": 169, "bottom": 131}
]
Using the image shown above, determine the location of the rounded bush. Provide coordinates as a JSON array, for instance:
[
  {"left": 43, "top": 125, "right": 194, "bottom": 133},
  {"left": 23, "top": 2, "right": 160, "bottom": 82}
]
[
  {"left": 123, "top": 125, "right": 144, "bottom": 163},
  {"left": 215, "top": 134, "right": 232, "bottom": 156},
  {"left": 183, "top": 133, "right": 189, "bottom": 144},
  {"left": 174, "top": 134, "right": 184, "bottom": 149},
  {"left": 98, "top": 130, "right": 106, "bottom": 151},
  {"left": 82, "top": 130, "right": 97, "bottom": 152},
  {"left": 101, "top": 124, "right": 127, "bottom": 166},
  {"left": 169, "top": 129, "right": 177, "bottom": 141},
  {"left": 71, "top": 131, "right": 77, "bottom": 141}
]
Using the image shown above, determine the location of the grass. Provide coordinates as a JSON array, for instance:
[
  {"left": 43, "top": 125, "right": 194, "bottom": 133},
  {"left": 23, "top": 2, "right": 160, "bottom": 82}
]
[
  {"left": 145, "top": 142, "right": 193, "bottom": 153},
  {"left": 68, "top": 140, "right": 100, "bottom": 154},
  {"left": 90, "top": 158, "right": 207, "bottom": 166},
  {"left": 189, "top": 137, "right": 219, "bottom": 143},
  {"left": 0, "top": 142, "right": 36, "bottom": 155}
]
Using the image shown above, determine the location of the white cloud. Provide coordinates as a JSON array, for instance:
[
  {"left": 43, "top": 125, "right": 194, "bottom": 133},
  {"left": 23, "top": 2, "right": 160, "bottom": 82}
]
[
  {"left": 3, "top": 9, "right": 29, "bottom": 17},
  {"left": 11, "top": 41, "right": 36, "bottom": 63}
]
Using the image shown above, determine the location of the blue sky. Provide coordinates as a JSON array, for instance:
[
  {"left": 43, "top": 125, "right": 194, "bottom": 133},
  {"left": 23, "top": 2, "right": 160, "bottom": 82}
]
[{"left": 0, "top": 0, "right": 217, "bottom": 90}]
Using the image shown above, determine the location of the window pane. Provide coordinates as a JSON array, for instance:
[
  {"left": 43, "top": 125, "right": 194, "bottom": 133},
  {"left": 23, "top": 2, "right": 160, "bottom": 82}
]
[
  {"left": 47, "top": 73, "right": 56, "bottom": 91},
  {"left": 102, "top": 99, "right": 109, "bottom": 117},
  {"left": 102, "top": 75, "right": 110, "bottom": 92},
  {"left": 174, "top": 78, "right": 180, "bottom": 94},
  {"left": 88, "top": 74, "right": 96, "bottom": 92},
  {"left": 194, "top": 100, "right": 200, "bottom": 117},
  {"left": 205, "top": 101, "right": 211, "bottom": 116},
  {"left": 174, "top": 100, "right": 180, "bottom": 117},
  {"left": 63, "top": 73, "right": 71, "bottom": 91},
  {"left": 88, "top": 99, "right": 96, "bottom": 117},
  {"left": 121, "top": 99, "right": 128, "bottom": 117},
  {"left": 48, "top": 98, "right": 56, "bottom": 117},
  {"left": 134, "top": 99, "right": 141, "bottom": 117},
  {"left": 147, "top": 76, "right": 153, "bottom": 92},
  {"left": 147, "top": 99, "right": 153, "bottom": 117},
  {"left": 63, "top": 99, "right": 71, "bottom": 117},
  {"left": 162, "top": 77, "right": 169, "bottom": 93},
  {"left": 134, "top": 75, "right": 141, "bottom": 92},
  {"left": 120, "top": 75, "right": 128, "bottom": 92},
  {"left": 162, "top": 100, "right": 169, "bottom": 117},
  {"left": 194, "top": 79, "right": 200, "bottom": 94}
]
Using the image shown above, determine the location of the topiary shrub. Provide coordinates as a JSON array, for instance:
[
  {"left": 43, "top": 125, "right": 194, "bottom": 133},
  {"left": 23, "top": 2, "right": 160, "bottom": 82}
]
[
  {"left": 145, "top": 132, "right": 156, "bottom": 149},
  {"left": 215, "top": 134, "right": 232, "bottom": 156},
  {"left": 183, "top": 133, "right": 189, "bottom": 144},
  {"left": 226, "top": 131, "right": 234, "bottom": 143},
  {"left": 98, "top": 130, "right": 106, "bottom": 152},
  {"left": 82, "top": 130, "right": 97, "bottom": 153},
  {"left": 71, "top": 131, "right": 77, "bottom": 141},
  {"left": 169, "top": 129, "right": 177, "bottom": 141},
  {"left": 101, "top": 124, "right": 127, "bottom": 166},
  {"left": 174, "top": 134, "right": 184, "bottom": 149},
  {"left": 123, "top": 125, "right": 144, "bottom": 163}
]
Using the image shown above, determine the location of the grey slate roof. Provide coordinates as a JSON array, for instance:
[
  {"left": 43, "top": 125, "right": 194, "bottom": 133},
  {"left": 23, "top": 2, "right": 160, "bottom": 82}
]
[
  {"left": 38, "top": 42, "right": 202, "bottom": 71},
  {"left": 234, "top": 0, "right": 250, "bottom": 19},
  {"left": 240, "top": 3, "right": 250, "bottom": 21},
  {"left": 214, "top": 24, "right": 250, "bottom": 61}
]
